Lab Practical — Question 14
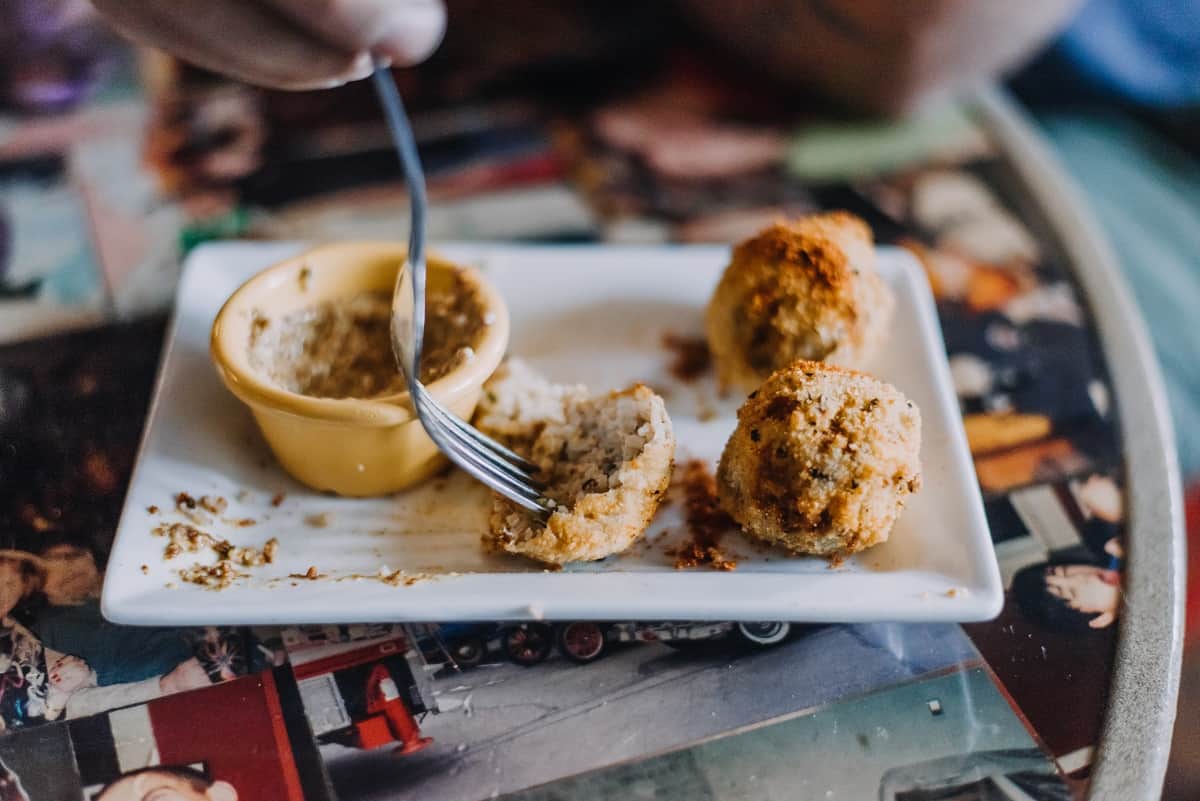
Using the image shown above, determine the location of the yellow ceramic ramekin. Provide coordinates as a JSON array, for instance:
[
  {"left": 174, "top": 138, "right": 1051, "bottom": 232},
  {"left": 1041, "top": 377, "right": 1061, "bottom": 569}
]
[{"left": 210, "top": 242, "right": 509, "bottom": 496}]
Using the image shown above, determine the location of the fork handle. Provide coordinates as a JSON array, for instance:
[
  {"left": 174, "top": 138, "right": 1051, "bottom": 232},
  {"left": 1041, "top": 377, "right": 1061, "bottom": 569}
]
[{"left": 372, "top": 64, "right": 428, "bottom": 377}]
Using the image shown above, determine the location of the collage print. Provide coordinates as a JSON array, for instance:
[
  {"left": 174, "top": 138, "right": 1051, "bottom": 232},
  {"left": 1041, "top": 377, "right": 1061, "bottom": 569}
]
[{"left": 0, "top": 29, "right": 1125, "bottom": 801}]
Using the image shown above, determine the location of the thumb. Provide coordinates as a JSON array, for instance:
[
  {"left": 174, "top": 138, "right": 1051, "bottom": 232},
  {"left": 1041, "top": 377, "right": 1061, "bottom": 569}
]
[{"left": 374, "top": 0, "right": 446, "bottom": 66}]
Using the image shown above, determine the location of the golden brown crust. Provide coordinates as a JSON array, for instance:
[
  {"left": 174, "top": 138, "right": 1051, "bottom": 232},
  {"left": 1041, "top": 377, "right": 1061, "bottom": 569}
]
[
  {"left": 717, "top": 360, "right": 921, "bottom": 556},
  {"left": 732, "top": 213, "right": 869, "bottom": 292},
  {"left": 705, "top": 212, "right": 894, "bottom": 394},
  {"left": 488, "top": 383, "right": 676, "bottom": 565}
]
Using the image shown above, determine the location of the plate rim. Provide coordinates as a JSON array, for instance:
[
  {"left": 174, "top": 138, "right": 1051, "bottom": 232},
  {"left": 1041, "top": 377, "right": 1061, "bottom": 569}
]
[{"left": 102, "top": 241, "right": 1002, "bottom": 626}]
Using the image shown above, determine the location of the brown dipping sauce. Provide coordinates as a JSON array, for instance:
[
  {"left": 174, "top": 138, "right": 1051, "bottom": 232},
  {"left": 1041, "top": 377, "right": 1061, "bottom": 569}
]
[{"left": 248, "top": 270, "right": 487, "bottom": 399}]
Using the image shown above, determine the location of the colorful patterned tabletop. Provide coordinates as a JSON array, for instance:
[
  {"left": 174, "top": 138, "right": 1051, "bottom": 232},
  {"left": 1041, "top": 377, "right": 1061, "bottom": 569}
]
[{"left": 0, "top": 28, "right": 1185, "bottom": 801}]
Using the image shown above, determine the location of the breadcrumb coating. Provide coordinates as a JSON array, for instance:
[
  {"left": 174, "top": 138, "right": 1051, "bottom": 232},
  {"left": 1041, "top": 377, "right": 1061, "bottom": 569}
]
[
  {"left": 476, "top": 364, "right": 675, "bottom": 565},
  {"left": 705, "top": 212, "right": 894, "bottom": 394},
  {"left": 717, "top": 360, "right": 920, "bottom": 556}
]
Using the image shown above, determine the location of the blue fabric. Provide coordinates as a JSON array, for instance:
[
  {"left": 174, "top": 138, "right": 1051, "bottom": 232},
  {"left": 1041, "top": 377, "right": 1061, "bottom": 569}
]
[
  {"left": 1056, "top": 0, "right": 1200, "bottom": 106},
  {"left": 31, "top": 600, "right": 194, "bottom": 686},
  {"left": 1036, "top": 111, "right": 1200, "bottom": 476}
]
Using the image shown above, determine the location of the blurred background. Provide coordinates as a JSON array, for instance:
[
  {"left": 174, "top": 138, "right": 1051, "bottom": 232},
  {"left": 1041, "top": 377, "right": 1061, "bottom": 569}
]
[{"left": 0, "top": 0, "right": 1196, "bottom": 797}]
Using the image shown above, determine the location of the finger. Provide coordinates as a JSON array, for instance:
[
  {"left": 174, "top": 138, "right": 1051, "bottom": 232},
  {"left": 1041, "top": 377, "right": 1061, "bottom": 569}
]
[
  {"left": 92, "top": 0, "right": 373, "bottom": 89},
  {"left": 263, "top": 0, "right": 446, "bottom": 66}
]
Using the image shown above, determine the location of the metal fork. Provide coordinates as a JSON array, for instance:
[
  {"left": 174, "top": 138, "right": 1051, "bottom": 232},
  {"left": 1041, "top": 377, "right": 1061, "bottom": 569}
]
[{"left": 371, "top": 65, "right": 551, "bottom": 518}]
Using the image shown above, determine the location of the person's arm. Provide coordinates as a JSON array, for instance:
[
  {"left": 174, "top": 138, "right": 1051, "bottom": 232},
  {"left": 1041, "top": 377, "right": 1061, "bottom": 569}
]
[
  {"left": 90, "top": 0, "right": 445, "bottom": 89},
  {"left": 62, "top": 656, "right": 211, "bottom": 719},
  {"left": 64, "top": 676, "right": 164, "bottom": 719},
  {"left": 679, "top": 0, "right": 1084, "bottom": 115}
]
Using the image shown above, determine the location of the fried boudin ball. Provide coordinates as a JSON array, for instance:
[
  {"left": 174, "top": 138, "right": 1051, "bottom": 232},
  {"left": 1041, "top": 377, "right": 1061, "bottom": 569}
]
[
  {"left": 705, "top": 212, "right": 894, "bottom": 394},
  {"left": 717, "top": 361, "right": 920, "bottom": 556},
  {"left": 478, "top": 366, "right": 675, "bottom": 565}
]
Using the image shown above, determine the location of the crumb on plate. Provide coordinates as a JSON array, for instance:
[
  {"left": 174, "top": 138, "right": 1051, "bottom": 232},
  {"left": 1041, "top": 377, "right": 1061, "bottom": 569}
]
[
  {"left": 199, "top": 495, "right": 227, "bottom": 515},
  {"left": 179, "top": 561, "right": 247, "bottom": 590},
  {"left": 671, "top": 460, "right": 739, "bottom": 571},
  {"left": 661, "top": 333, "right": 711, "bottom": 382}
]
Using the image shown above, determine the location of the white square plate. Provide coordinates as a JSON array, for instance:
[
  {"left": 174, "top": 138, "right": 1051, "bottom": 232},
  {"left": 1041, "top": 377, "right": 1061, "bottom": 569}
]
[{"left": 102, "top": 242, "right": 1002, "bottom": 625}]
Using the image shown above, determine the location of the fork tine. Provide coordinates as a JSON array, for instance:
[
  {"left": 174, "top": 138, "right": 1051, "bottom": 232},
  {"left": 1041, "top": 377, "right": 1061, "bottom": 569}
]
[
  {"left": 434, "top": 436, "right": 546, "bottom": 508},
  {"left": 439, "top": 440, "right": 552, "bottom": 516},
  {"left": 429, "top": 419, "right": 547, "bottom": 494},
  {"left": 414, "top": 384, "right": 542, "bottom": 477},
  {"left": 420, "top": 411, "right": 550, "bottom": 510},
  {"left": 416, "top": 397, "right": 552, "bottom": 519},
  {"left": 419, "top": 406, "right": 544, "bottom": 491},
  {"left": 415, "top": 388, "right": 542, "bottom": 482}
]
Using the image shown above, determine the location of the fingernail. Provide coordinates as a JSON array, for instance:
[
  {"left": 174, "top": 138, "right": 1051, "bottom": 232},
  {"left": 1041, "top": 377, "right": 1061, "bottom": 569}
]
[
  {"left": 377, "top": 1, "right": 446, "bottom": 66},
  {"left": 316, "top": 52, "right": 375, "bottom": 90},
  {"left": 348, "top": 52, "right": 374, "bottom": 80}
]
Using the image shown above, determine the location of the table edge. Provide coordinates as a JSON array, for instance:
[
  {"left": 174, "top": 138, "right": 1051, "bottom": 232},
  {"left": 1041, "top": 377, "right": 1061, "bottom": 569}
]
[{"left": 971, "top": 85, "right": 1186, "bottom": 800}]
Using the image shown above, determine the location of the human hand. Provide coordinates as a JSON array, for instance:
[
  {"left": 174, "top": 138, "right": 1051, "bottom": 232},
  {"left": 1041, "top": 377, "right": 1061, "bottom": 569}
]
[
  {"left": 49, "top": 654, "right": 95, "bottom": 693},
  {"left": 1078, "top": 473, "right": 1123, "bottom": 523},
  {"left": 158, "top": 657, "right": 212, "bottom": 694},
  {"left": 91, "top": 0, "right": 445, "bottom": 89}
]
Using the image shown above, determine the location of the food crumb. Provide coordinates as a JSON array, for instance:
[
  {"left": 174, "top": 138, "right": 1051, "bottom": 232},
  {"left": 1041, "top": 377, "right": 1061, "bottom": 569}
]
[
  {"left": 140, "top": 564, "right": 149, "bottom": 574},
  {"left": 305, "top": 512, "right": 330, "bottom": 528},
  {"left": 233, "top": 518, "right": 257, "bottom": 527},
  {"left": 173, "top": 492, "right": 212, "bottom": 525},
  {"left": 298, "top": 266, "right": 312, "bottom": 291},
  {"left": 662, "top": 333, "right": 712, "bottom": 382},
  {"left": 270, "top": 492, "right": 286, "bottom": 507},
  {"left": 146, "top": 505, "right": 159, "bottom": 515},
  {"left": 154, "top": 521, "right": 221, "bottom": 560},
  {"left": 289, "top": 565, "right": 323, "bottom": 580},
  {"left": 673, "top": 543, "right": 737, "bottom": 571},
  {"left": 199, "top": 495, "right": 228, "bottom": 515},
  {"left": 225, "top": 536, "right": 278, "bottom": 567},
  {"left": 251, "top": 313, "right": 270, "bottom": 339},
  {"left": 671, "top": 460, "right": 739, "bottom": 570},
  {"left": 946, "top": 587, "right": 969, "bottom": 598},
  {"left": 827, "top": 553, "right": 847, "bottom": 569},
  {"left": 377, "top": 567, "right": 424, "bottom": 587},
  {"left": 154, "top": 521, "right": 277, "bottom": 568},
  {"left": 179, "top": 561, "right": 246, "bottom": 590}
]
